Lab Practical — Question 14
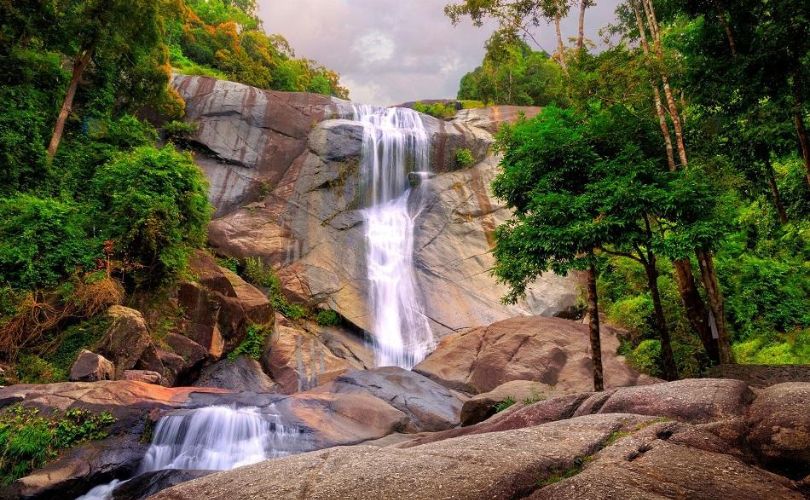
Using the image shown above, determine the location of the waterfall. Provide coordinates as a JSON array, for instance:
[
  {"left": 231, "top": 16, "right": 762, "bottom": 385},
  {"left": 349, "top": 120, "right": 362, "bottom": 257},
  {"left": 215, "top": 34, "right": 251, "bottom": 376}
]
[
  {"left": 350, "top": 105, "right": 435, "bottom": 369},
  {"left": 77, "top": 405, "right": 300, "bottom": 500}
]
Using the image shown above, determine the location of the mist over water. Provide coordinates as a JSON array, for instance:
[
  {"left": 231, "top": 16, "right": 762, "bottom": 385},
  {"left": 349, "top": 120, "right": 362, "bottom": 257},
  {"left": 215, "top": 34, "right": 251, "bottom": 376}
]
[{"left": 350, "top": 105, "right": 435, "bottom": 369}]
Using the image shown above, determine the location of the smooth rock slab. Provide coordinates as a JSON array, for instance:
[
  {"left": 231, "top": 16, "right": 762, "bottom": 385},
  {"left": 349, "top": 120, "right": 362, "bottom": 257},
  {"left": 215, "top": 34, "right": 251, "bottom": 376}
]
[
  {"left": 531, "top": 423, "right": 803, "bottom": 500},
  {"left": 151, "top": 414, "right": 653, "bottom": 500},
  {"left": 597, "top": 378, "right": 754, "bottom": 423},
  {"left": 747, "top": 382, "right": 810, "bottom": 477},
  {"left": 313, "top": 367, "right": 464, "bottom": 432}
]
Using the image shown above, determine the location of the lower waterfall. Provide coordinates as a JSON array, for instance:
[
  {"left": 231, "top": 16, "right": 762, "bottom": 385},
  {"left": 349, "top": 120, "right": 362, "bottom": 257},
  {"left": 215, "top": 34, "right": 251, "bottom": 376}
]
[{"left": 77, "top": 405, "right": 300, "bottom": 500}]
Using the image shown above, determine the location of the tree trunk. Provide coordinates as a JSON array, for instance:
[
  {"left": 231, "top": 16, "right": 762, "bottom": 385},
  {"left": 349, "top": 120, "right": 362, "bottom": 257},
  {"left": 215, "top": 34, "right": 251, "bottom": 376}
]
[
  {"left": 793, "top": 77, "right": 810, "bottom": 187},
  {"left": 715, "top": 5, "right": 737, "bottom": 57},
  {"left": 586, "top": 262, "right": 605, "bottom": 392},
  {"left": 644, "top": 256, "right": 679, "bottom": 380},
  {"left": 633, "top": 1, "right": 676, "bottom": 170},
  {"left": 641, "top": 0, "right": 688, "bottom": 168},
  {"left": 672, "top": 258, "right": 719, "bottom": 364},
  {"left": 696, "top": 249, "right": 734, "bottom": 364},
  {"left": 763, "top": 152, "right": 788, "bottom": 223},
  {"left": 47, "top": 49, "right": 93, "bottom": 160},
  {"left": 554, "top": 13, "right": 568, "bottom": 73},
  {"left": 577, "top": 0, "right": 587, "bottom": 51}
]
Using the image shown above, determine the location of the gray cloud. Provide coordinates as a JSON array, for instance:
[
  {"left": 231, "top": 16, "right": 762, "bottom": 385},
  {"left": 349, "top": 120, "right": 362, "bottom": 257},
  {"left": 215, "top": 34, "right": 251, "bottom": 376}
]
[{"left": 258, "top": 0, "right": 619, "bottom": 105}]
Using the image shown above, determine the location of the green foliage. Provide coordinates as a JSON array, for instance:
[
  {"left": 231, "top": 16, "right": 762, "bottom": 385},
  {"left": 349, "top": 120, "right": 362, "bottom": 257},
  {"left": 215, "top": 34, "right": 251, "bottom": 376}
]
[
  {"left": 455, "top": 148, "right": 475, "bottom": 167},
  {"left": 15, "top": 354, "right": 64, "bottom": 384},
  {"left": 316, "top": 309, "right": 341, "bottom": 327},
  {"left": 216, "top": 256, "right": 240, "bottom": 274},
  {"left": 733, "top": 330, "right": 810, "bottom": 365},
  {"left": 626, "top": 339, "right": 663, "bottom": 378},
  {"left": 0, "top": 196, "right": 99, "bottom": 290},
  {"left": 0, "top": 406, "right": 115, "bottom": 485},
  {"left": 165, "top": 1, "right": 348, "bottom": 98},
  {"left": 228, "top": 324, "right": 270, "bottom": 361},
  {"left": 458, "top": 34, "right": 568, "bottom": 106},
  {"left": 91, "top": 145, "right": 211, "bottom": 287},
  {"left": 412, "top": 101, "right": 458, "bottom": 120},
  {"left": 243, "top": 257, "right": 307, "bottom": 320},
  {"left": 163, "top": 120, "right": 198, "bottom": 140},
  {"left": 494, "top": 396, "right": 516, "bottom": 413}
]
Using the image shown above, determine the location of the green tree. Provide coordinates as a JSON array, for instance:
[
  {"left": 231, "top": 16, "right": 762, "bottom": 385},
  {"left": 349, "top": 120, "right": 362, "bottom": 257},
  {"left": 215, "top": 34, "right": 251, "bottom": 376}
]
[
  {"left": 46, "top": 0, "right": 168, "bottom": 159},
  {"left": 91, "top": 146, "right": 211, "bottom": 287}
]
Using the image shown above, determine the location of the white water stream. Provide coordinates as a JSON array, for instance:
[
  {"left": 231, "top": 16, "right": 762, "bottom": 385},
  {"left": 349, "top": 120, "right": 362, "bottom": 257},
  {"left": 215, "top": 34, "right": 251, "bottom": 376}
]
[
  {"left": 77, "top": 405, "right": 300, "bottom": 500},
  {"left": 351, "top": 105, "right": 435, "bottom": 369}
]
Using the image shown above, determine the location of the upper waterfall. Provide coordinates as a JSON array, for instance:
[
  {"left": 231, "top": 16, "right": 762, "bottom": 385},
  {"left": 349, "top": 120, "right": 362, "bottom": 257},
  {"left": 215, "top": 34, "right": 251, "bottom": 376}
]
[{"left": 349, "top": 105, "right": 435, "bottom": 369}]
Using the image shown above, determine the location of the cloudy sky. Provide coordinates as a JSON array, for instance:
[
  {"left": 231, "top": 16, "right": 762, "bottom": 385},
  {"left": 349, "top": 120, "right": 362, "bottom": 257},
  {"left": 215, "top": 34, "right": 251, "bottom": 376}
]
[{"left": 258, "top": 1, "right": 619, "bottom": 105}]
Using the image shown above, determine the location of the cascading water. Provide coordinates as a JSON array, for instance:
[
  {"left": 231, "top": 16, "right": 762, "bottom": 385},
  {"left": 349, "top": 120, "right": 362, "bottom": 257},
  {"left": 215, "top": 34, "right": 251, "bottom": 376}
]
[
  {"left": 350, "top": 104, "right": 435, "bottom": 369},
  {"left": 77, "top": 405, "right": 300, "bottom": 500}
]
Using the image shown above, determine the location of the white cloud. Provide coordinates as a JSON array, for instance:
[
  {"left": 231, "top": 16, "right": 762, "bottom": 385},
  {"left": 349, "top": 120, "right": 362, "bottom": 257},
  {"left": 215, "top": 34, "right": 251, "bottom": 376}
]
[{"left": 354, "top": 30, "right": 396, "bottom": 64}]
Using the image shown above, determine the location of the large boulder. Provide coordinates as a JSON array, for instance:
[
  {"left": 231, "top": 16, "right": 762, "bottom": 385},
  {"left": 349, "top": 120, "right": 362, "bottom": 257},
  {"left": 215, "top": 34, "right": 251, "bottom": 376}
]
[
  {"left": 313, "top": 367, "right": 464, "bottom": 432},
  {"left": 414, "top": 316, "right": 654, "bottom": 394},
  {"left": 69, "top": 350, "right": 115, "bottom": 382},
  {"left": 531, "top": 420, "right": 803, "bottom": 500},
  {"left": 261, "top": 321, "right": 355, "bottom": 394},
  {"left": 178, "top": 251, "right": 274, "bottom": 358},
  {"left": 97, "top": 306, "right": 155, "bottom": 379},
  {"left": 193, "top": 356, "right": 277, "bottom": 393},
  {"left": 747, "top": 382, "right": 810, "bottom": 477}
]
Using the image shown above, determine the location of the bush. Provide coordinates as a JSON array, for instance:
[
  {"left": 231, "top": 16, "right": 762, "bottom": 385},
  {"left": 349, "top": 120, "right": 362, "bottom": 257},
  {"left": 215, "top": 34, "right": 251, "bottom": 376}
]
[
  {"left": 733, "top": 329, "right": 810, "bottom": 364},
  {"left": 455, "top": 148, "right": 475, "bottom": 168},
  {"left": 0, "top": 406, "right": 115, "bottom": 484},
  {"left": 243, "top": 257, "right": 308, "bottom": 320},
  {"left": 228, "top": 324, "right": 270, "bottom": 361},
  {"left": 92, "top": 146, "right": 211, "bottom": 287},
  {"left": 316, "top": 309, "right": 341, "bottom": 327},
  {"left": 0, "top": 196, "right": 99, "bottom": 290},
  {"left": 413, "top": 101, "right": 458, "bottom": 120},
  {"left": 626, "top": 339, "right": 662, "bottom": 378}
]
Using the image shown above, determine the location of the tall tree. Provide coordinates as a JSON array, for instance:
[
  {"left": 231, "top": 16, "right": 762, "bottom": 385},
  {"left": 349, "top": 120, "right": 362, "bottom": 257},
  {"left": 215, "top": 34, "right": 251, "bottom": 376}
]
[
  {"left": 492, "top": 106, "right": 606, "bottom": 390},
  {"left": 46, "top": 0, "right": 164, "bottom": 160}
]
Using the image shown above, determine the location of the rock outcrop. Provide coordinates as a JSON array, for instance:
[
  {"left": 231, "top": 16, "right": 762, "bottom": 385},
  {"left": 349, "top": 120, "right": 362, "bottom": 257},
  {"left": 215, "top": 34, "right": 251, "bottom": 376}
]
[
  {"left": 460, "top": 380, "right": 550, "bottom": 426},
  {"left": 69, "top": 350, "right": 115, "bottom": 382},
  {"left": 261, "top": 319, "right": 357, "bottom": 394},
  {"left": 414, "top": 315, "right": 655, "bottom": 394},
  {"left": 193, "top": 356, "right": 277, "bottom": 393},
  {"left": 149, "top": 379, "right": 810, "bottom": 499},
  {"left": 174, "top": 75, "right": 579, "bottom": 343},
  {"left": 313, "top": 367, "right": 465, "bottom": 432}
]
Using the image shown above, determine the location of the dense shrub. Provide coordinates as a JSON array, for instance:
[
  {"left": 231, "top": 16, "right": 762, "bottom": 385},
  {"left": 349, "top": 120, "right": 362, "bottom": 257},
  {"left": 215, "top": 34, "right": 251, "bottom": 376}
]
[
  {"left": 228, "top": 324, "right": 270, "bottom": 361},
  {"left": 92, "top": 146, "right": 211, "bottom": 286},
  {"left": 243, "top": 257, "right": 307, "bottom": 320},
  {"left": 316, "top": 309, "right": 341, "bottom": 327},
  {"left": 0, "top": 406, "right": 115, "bottom": 484},
  {"left": 0, "top": 196, "right": 99, "bottom": 290},
  {"left": 413, "top": 101, "right": 458, "bottom": 120},
  {"left": 455, "top": 148, "right": 475, "bottom": 167}
]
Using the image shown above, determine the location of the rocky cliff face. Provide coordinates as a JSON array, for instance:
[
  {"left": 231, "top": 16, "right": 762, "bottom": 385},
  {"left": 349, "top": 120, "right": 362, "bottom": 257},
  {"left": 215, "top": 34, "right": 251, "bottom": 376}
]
[{"left": 173, "top": 75, "right": 578, "bottom": 340}]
